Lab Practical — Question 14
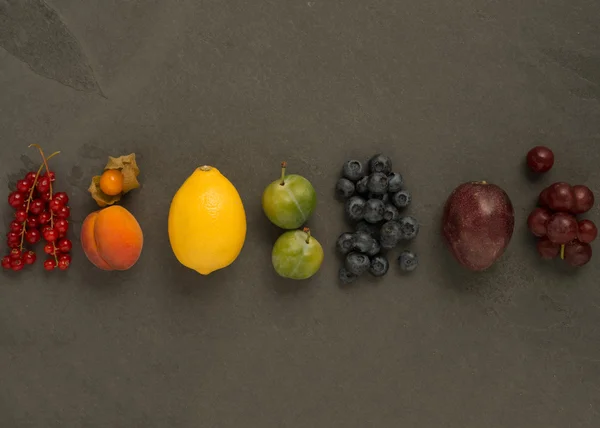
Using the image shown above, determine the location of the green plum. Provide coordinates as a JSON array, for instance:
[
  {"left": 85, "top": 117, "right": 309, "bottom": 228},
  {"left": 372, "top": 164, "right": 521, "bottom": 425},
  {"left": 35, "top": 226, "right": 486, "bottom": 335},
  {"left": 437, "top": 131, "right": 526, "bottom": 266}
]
[
  {"left": 272, "top": 228, "right": 324, "bottom": 280},
  {"left": 262, "top": 162, "right": 316, "bottom": 229}
]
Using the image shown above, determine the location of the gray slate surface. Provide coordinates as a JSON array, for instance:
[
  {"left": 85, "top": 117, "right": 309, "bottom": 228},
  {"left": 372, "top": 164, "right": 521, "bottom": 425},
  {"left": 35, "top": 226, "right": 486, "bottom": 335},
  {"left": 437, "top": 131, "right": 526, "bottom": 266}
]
[{"left": 1, "top": 0, "right": 600, "bottom": 427}]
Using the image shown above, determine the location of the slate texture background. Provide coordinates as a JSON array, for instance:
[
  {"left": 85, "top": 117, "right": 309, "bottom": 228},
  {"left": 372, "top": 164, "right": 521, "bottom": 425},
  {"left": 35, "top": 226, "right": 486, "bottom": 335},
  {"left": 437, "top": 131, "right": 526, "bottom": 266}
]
[{"left": 1, "top": 1, "right": 600, "bottom": 427}]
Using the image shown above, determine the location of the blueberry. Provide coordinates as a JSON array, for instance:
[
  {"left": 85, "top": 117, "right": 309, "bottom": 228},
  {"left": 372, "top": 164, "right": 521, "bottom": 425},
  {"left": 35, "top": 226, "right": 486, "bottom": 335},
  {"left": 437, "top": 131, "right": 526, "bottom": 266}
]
[
  {"left": 398, "top": 250, "right": 419, "bottom": 272},
  {"left": 368, "top": 192, "right": 389, "bottom": 204},
  {"left": 336, "top": 232, "right": 354, "bottom": 255},
  {"left": 364, "top": 199, "right": 385, "bottom": 224},
  {"left": 355, "top": 221, "right": 380, "bottom": 238},
  {"left": 369, "top": 255, "right": 389, "bottom": 277},
  {"left": 367, "top": 173, "right": 389, "bottom": 195},
  {"left": 392, "top": 190, "right": 411, "bottom": 209},
  {"left": 366, "top": 239, "right": 381, "bottom": 257},
  {"left": 368, "top": 154, "right": 392, "bottom": 175},
  {"left": 339, "top": 267, "right": 358, "bottom": 284},
  {"left": 379, "top": 220, "right": 402, "bottom": 249},
  {"left": 352, "top": 231, "right": 375, "bottom": 253},
  {"left": 345, "top": 196, "right": 366, "bottom": 222},
  {"left": 387, "top": 173, "right": 404, "bottom": 193},
  {"left": 345, "top": 252, "right": 371, "bottom": 275},
  {"left": 336, "top": 178, "right": 355, "bottom": 200},
  {"left": 383, "top": 204, "right": 399, "bottom": 222},
  {"left": 399, "top": 216, "right": 419, "bottom": 240},
  {"left": 356, "top": 176, "right": 369, "bottom": 194},
  {"left": 342, "top": 160, "right": 366, "bottom": 182}
]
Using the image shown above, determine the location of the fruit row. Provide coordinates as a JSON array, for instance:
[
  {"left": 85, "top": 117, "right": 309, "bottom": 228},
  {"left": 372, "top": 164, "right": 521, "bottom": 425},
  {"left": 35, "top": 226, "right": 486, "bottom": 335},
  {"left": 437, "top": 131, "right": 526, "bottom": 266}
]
[{"left": 2, "top": 144, "right": 597, "bottom": 279}]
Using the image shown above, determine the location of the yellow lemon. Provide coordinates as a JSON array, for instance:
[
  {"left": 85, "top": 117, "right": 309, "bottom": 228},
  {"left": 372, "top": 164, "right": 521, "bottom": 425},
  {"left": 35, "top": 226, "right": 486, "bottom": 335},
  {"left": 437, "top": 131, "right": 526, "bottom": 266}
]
[{"left": 168, "top": 166, "right": 246, "bottom": 275}]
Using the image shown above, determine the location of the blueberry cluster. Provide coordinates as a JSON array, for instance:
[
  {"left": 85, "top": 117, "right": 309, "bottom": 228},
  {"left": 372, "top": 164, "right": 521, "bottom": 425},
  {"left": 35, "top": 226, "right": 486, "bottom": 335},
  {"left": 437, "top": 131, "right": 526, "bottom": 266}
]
[{"left": 335, "top": 154, "right": 419, "bottom": 284}]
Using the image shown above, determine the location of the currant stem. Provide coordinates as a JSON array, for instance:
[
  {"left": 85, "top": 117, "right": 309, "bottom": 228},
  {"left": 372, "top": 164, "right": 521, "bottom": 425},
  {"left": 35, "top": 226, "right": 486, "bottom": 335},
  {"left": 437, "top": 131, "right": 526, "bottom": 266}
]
[
  {"left": 19, "top": 162, "right": 46, "bottom": 251},
  {"left": 280, "top": 161, "right": 287, "bottom": 186},
  {"left": 303, "top": 227, "right": 311, "bottom": 244}
]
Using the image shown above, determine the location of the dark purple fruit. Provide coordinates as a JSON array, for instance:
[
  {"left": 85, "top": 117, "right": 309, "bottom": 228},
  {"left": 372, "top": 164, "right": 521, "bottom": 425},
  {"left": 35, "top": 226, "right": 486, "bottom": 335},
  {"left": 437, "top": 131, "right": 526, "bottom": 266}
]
[
  {"left": 442, "top": 182, "right": 515, "bottom": 271},
  {"left": 342, "top": 160, "right": 366, "bottom": 182},
  {"left": 335, "top": 178, "right": 355, "bottom": 200},
  {"left": 387, "top": 173, "right": 403, "bottom": 193},
  {"left": 368, "top": 154, "right": 392, "bottom": 175},
  {"left": 345, "top": 196, "right": 366, "bottom": 222},
  {"left": 364, "top": 199, "right": 385, "bottom": 224},
  {"left": 367, "top": 173, "right": 389, "bottom": 195}
]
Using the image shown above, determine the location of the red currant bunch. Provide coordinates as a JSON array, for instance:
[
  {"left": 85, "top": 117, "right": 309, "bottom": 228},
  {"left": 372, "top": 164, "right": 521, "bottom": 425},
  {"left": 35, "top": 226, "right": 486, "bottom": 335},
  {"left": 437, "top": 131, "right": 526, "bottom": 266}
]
[
  {"left": 2, "top": 145, "right": 72, "bottom": 273},
  {"left": 527, "top": 179, "right": 596, "bottom": 267}
]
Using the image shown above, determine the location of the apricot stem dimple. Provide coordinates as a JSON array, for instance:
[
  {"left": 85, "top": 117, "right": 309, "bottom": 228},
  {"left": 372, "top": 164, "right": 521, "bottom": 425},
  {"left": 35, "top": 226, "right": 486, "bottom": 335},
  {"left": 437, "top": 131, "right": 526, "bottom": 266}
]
[
  {"left": 560, "top": 244, "right": 565, "bottom": 260},
  {"left": 303, "top": 227, "right": 311, "bottom": 244},
  {"left": 280, "top": 161, "right": 287, "bottom": 186}
]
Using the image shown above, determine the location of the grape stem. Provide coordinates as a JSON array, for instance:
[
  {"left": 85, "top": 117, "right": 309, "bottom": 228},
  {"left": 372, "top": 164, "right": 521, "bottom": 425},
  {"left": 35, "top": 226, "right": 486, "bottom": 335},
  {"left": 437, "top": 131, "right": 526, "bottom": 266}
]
[
  {"left": 280, "top": 161, "right": 287, "bottom": 186},
  {"left": 19, "top": 150, "right": 60, "bottom": 252},
  {"left": 29, "top": 145, "right": 60, "bottom": 264},
  {"left": 303, "top": 227, "right": 311, "bottom": 244},
  {"left": 560, "top": 245, "right": 565, "bottom": 260}
]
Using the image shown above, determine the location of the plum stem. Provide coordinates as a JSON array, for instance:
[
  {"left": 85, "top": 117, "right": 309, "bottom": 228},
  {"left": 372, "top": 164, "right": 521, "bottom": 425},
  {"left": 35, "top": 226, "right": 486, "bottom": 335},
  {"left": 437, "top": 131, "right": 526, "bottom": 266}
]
[
  {"left": 560, "top": 244, "right": 565, "bottom": 260},
  {"left": 303, "top": 227, "right": 311, "bottom": 244},
  {"left": 280, "top": 161, "right": 287, "bottom": 186}
]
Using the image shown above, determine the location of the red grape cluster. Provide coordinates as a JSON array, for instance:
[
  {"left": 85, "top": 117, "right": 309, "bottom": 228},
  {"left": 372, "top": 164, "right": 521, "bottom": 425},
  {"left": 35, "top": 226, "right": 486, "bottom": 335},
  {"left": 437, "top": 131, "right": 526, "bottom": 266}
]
[
  {"left": 1, "top": 146, "right": 72, "bottom": 272},
  {"left": 528, "top": 182, "right": 596, "bottom": 267}
]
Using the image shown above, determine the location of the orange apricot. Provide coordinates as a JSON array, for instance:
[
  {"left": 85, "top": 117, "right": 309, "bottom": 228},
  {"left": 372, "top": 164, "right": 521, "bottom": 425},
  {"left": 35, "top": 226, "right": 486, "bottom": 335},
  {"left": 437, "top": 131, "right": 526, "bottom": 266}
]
[
  {"left": 81, "top": 206, "right": 143, "bottom": 271},
  {"left": 99, "top": 170, "right": 124, "bottom": 196}
]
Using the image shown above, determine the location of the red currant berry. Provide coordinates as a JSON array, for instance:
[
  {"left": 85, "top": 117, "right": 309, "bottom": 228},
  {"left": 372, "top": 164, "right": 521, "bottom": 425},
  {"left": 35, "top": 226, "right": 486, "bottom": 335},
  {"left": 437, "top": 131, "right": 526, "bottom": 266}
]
[
  {"left": 10, "top": 220, "right": 23, "bottom": 233},
  {"left": 23, "top": 251, "right": 36, "bottom": 265},
  {"left": 16, "top": 179, "right": 32, "bottom": 193},
  {"left": 25, "top": 171, "right": 37, "bottom": 182},
  {"left": 55, "top": 219, "right": 69, "bottom": 235},
  {"left": 39, "top": 191, "right": 51, "bottom": 202},
  {"left": 58, "top": 253, "right": 71, "bottom": 270},
  {"left": 1, "top": 255, "right": 11, "bottom": 270},
  {"left": 49, "top": 199, "right": 64, "bottom": 213},
  {"left": 56, "top": 206, "right": 70, "bottom": 219},
  {"left": 57, "top": 238, "right": 72, "bottom": 253},
  {"left": 43, "top": 259, "right": 57, "bottom": 271},
  {"left": 54, "top": 192, "right": 69, "bottom": 205},
  {"left": 6, "top": 239, "right": 19, "bottom": 249},
  {"left": 7, "top": 231, "right": 19, "bottom": 241},
  {"left": 26, "top": 216, "right": 39, "bottom": 229},
  {"left": 43, "top": 228, "right": 58, "bottom": 242},
  {"left": 15, "top": 210, "right": 28, "bottom": 222},
  {"left": 38, "top": 211, "right": 51, "bottom": 225},
  {"left": 10, "top": 258, "right": 24, "bottom": 272},
  {"left": 8, "top": 191, "right": 25, "bottom": 209},
  {"left": 10, "top": 248, "right": 22, "bottom": 260},
  {"left": 44, "top": 243, "right": 56, "bottom": 255},
  {"left": 26, "top": 229, "right": 41, "bottom": 244},
  {"left": 36, "top": 176, "right": 50, "bottom": 193},
  {"left": 45, "top": 171, "right": 56, "bottom": 182},
  {"left": 29, "top": 199, "right": 44, "bottom": 215}
]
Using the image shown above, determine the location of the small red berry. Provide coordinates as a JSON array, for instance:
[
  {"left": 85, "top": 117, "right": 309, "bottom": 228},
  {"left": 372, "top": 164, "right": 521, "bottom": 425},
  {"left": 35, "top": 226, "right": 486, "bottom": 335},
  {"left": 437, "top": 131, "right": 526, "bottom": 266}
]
[
  {"left": 26, "top": 216, "right": 39, "bottom": 229},
  {"left": 54, "top": 192, "right": 69, "bottom": 205},
  {"left": 43, "top": 259, "right": 57, "bottom": 271},
  {"left": 8, "top": 191, "right": 25, "bottom": 209},
  {"left": 7, "top": 231, "right": 20, "bottom": 241},
  {"left": 16, "top": 179, "right": 32, "bottom": 193},
  {"left": 36, "top": 176, "right": 50, "bottom": 193},
  {"left": 44, "top": 243, "right": 56, "bottom": 255},
  {"left": 10, "top": 248, "right": 22, "bottom": 260},
  {"left": 29, "top": 199, "right": 44, "bottom": 215},
  {"left": 39, "top": 191, "right": 51, "bottom": 202},
  {"left": 49, "top": 199, "right": 64, "bottom": 213},
  {"left": 25, "top": 171, "right": 37, "bottom": 182},
  {"left": 56, "top": 206, "right": 70, "bottom": 219},
  {"left": 45, "top": 171, "right": 56, "bottom": 182},
  {"left": 43, "top": 228, "right": 58, "bottom": 242},
  {"left": 26, "top": 229, "right": 41, "bottom": 244},
  {"left": 55, "top": 219, "right": 69, "bottom": 235},
  {"left": 15, "top": 210, "right": 28, "bottom": 222},
  {"left": 6, "top": 239, "right": 19, "bottom": 249},
  {"left": 38, "top": 211, "right": 51, "bottom": 225},
  {"left": 23, "top": 251, "right": 36, "bottom": 265},
  {"left": 57, "top": 238, "right": 72, "bottom": 253},
  {"left": 10, "top": 220, "right": 23, "bottom": 233},
  {"left": 1, "top": 255, "right": 11, "bottom": 270},
  {"left": 10, "top": 258, "right": 24, "bottom": 271},
  {"left": 58, "top": 253, "right": 71, "bottom": 270}
]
